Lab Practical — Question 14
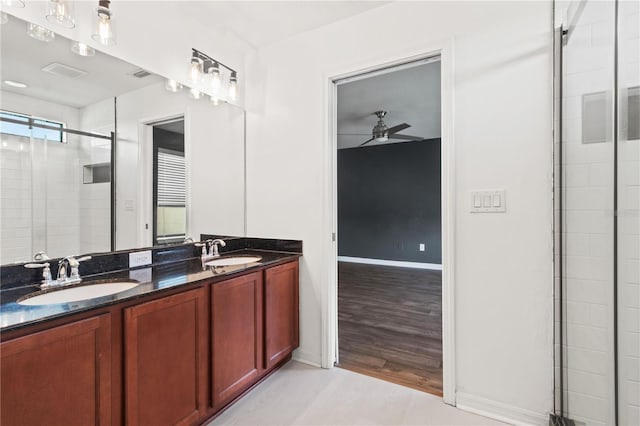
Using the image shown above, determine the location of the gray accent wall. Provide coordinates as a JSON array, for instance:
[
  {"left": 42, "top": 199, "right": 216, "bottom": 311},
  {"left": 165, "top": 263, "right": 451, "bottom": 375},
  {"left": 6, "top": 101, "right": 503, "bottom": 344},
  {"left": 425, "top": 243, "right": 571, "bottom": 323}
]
[{"left": 337, "top": 139, "right": 441, "bottom": 264}]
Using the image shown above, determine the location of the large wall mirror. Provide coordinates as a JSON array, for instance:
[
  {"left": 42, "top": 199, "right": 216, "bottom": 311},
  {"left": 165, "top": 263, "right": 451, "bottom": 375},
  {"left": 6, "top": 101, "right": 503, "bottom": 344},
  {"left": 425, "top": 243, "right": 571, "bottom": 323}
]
[{"left": 0, "top": 14, "right": 246, "bottom": 265}]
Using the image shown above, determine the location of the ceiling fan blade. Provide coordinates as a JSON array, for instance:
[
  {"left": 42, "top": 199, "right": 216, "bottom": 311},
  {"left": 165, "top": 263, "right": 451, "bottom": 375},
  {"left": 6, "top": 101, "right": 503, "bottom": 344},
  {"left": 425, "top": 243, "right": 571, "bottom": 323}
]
[
  {"left": 386, "top": 123, "right": 411, "bottom": 134},
  {"left": 388, "top": 134, "right": 424, "bottom": 141},
  {"left": 359, "top": 137, "right": 375, "bottom": 147}
]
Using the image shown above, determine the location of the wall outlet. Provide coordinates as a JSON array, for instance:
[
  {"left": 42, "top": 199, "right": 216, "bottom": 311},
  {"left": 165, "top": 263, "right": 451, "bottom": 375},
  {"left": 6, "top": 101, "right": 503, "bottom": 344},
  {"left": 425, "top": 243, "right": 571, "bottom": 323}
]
[
  {"left": 419, "top": 243, "right": 425, "bottom": 252},
  {"left": 129, "top": 250, "right": 152, "bottom": 268}
]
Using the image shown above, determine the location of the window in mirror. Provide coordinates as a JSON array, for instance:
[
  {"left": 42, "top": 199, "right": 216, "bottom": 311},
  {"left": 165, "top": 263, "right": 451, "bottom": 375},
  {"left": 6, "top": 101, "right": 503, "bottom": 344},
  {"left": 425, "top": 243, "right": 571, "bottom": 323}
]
[
  {"left": 0, "top": 110, "right": 65, "bottom": 142},
  {"left": 153, "top": 119, "right": 186, "bottom": 245}
]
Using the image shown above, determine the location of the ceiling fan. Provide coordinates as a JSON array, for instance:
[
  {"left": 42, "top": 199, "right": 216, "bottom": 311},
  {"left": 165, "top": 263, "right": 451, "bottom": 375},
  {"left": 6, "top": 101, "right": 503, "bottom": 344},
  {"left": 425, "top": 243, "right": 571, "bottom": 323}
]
[{"left": 341, "top": 110, "right": 424, "bottom": 147}]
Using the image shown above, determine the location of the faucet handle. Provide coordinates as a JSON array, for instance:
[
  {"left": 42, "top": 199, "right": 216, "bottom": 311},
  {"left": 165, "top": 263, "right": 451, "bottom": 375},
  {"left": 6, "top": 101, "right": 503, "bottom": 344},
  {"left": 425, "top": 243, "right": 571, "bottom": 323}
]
[
  {"left": 195, "top": 242, "right": 207, "bottom": 257},
  {"left": 24, "top": 262, "right": 53, "bottom": 284}
]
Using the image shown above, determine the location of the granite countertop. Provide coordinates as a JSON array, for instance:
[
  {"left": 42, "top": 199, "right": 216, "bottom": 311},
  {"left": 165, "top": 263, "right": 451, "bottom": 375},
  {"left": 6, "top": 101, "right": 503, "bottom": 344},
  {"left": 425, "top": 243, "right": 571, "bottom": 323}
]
[{"left": 0, "top": 249, "right": 300, "bottom": 333}]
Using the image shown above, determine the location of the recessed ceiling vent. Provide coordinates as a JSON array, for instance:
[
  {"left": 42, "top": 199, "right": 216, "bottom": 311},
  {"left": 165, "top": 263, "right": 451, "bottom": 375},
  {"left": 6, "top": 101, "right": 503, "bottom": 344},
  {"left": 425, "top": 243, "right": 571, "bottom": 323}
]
[
  {"left": 131, "top": 69, "right": 152, "bottom": 78},
  {"left": 41, "top": 62, "right": 87, "bottom": 79}
]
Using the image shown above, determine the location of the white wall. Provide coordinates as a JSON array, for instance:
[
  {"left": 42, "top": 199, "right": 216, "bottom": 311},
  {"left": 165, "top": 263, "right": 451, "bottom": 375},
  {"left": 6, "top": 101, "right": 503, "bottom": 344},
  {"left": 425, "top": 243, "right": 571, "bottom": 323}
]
[
  {"left": 245, "top": 1, "right": 553, "bottom": 423},
  {"left": 80, "top": 82, "right": 245, "bottom": 250}
]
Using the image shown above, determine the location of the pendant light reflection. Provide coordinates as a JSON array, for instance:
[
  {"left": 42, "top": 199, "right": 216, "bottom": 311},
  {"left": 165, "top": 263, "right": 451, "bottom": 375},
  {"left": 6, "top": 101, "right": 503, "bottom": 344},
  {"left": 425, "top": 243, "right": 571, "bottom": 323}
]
[
  {"left": 165, "top": 79, "right": 183, "bottom": 93},
  {"left": 71, "top": 42, "right": 95, "bottom": 57},
  {"left": 0, "top": 0, "right": 25, "bottom": 8},
  {"left": 27, "top": 23, "right": 55, "bottom": 42},
  {"left": 46, "top": 0, "right": 75, "bottom": 29},
  {"left": 189, "top": 88, "right": 202, "bottom": 100},
  {"left": 92, "top": 0, "right": 114, "bottom": 45}
]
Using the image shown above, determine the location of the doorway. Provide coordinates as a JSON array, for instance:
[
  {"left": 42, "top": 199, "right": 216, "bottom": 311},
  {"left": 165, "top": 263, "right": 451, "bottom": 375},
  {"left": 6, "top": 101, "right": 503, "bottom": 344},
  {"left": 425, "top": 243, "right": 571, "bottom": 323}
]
[
  {"left": 334, "top": 58, "right": 444, "bottom": 396},
  {"left": 150, "top": 118, "right": 186, "bottom": 246}
]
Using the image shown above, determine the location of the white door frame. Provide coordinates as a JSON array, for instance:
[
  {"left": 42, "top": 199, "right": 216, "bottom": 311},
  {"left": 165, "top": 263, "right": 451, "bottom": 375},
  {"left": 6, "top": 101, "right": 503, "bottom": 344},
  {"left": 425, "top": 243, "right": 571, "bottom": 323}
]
[{"left": 322, "top": 40, "right": 456, "bottom": 406}]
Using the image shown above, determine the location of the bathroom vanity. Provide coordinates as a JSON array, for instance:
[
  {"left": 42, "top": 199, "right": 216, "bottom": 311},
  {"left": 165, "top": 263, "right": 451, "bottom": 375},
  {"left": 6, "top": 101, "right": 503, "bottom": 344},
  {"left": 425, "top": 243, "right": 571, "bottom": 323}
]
[{"left": 0, "top": 239, "right": 301, "bottom": 426}]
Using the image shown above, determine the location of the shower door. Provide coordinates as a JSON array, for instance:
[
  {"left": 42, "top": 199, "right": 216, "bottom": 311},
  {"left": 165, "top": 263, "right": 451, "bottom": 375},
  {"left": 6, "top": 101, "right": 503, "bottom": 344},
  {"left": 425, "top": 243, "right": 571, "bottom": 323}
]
[{"left": 555, "top": 0, "right": 639, "bottom": 424}]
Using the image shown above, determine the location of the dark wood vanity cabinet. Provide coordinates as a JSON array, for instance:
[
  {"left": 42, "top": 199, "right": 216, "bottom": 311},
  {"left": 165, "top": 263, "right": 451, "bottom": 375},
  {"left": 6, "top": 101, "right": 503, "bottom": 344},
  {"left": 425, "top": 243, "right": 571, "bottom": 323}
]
[
  {"left": 211, "top": 271, "right": 263, "bottom": 409},
  {"left": 0, "top": 314, "right": 112, "bottom": 426},
  {"left": 264, "top": 261, "right": 300, "bottom": 369},
  {"left": 124, "top": 288, "right": 207, "bottom": 426},
  {"left": 0, "top": 258, "right": 299, "bottom": 426}
]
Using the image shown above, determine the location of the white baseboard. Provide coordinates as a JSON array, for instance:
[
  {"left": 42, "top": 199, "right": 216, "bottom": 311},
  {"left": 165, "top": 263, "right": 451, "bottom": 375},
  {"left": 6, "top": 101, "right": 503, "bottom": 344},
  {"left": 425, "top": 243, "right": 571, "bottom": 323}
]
[
  {"left": 292, "top": 349, "right": 322, "bottom": 368},
  {"left": 337, "top": 256, "right": 442, "bottom": 270},
  {"left": 456, "top": 392, "right": 548, "bottom": 426}
]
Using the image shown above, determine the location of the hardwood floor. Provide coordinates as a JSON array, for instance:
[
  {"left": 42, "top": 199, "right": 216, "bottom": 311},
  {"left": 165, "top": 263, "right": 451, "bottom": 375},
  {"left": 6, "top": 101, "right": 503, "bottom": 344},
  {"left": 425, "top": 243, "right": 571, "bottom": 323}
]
[{"left": 337, "top": 262, "right": 443, "bottom": 396}]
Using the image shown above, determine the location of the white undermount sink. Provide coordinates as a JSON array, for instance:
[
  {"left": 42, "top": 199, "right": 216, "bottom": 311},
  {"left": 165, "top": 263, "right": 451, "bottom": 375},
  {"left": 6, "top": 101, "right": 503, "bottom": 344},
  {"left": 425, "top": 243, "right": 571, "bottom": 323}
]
[
  {"left": 18, "top": 281, "right": 139, "bottom": 306},
  {"left": 205, "top": 256, "right": 262, "bottom": 267}
]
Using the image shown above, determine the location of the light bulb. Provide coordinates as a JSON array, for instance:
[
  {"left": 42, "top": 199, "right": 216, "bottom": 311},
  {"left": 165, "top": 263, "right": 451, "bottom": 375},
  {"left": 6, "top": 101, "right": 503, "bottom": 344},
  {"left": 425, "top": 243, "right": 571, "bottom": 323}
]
[
  {"left": 228, "top": 71, "right": 238, "bottom": 102},
  {"left": 27, "top": 23, "right": 55, "bottom": 42},
  {"left": 92, "top": 6, "right": 114, "bottom": 45},
  {"left": 189, "top": 88, "right": 202, "bottom": 100},
  {"left": 208, "top": 63, "right": 221, "bottom": 96},
  {"left": 71, "top": 42, "right": 95, "bottom": 57},
  {"left": 187, "top": 57, "right": 203, "bottom": 84},
  {"left": 165, "top": 79, "right": 182, "bottom": 93},
  {"left": 45, "top": 0, "right": 75, "bottom": 29}
]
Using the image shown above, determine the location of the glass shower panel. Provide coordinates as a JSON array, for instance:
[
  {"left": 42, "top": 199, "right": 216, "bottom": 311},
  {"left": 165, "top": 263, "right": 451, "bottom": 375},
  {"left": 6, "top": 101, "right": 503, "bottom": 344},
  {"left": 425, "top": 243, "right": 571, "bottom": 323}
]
[
  {"left": 617, "top": 1, "right": 640, "bottom": 424},
  {"left": 559, "top": 0, "right": 617, "bottom": 424}
]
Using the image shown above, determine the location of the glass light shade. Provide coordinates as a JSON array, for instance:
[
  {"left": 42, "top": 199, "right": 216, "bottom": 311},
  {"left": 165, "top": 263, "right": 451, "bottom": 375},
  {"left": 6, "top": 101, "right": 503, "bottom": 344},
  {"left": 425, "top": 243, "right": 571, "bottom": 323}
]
[
  {"left": 165, "top": 79, "right": 182, "bottom": 93},
  {"left": 1, "top": 0, "right": 25, "bottom": 8},
  {"left": 210, "top": 95, "right": 220, "bottom": 106},
  {"left": 92, "top": 6, "right": 115, "bottom": 45},
  {"left": 45, "top": 0, "right": 75, "bottom": 29},
  {"left": 227, "top": 74, "right": 238, "bottom": 102},
  {"left": 71, "top": 42, "right": 95, "bottom": 57},
  {"left": 207, "top": 64, "right": 221, "bottom": 95},
  {"left": 375, "top": 136, "right": 388, "bottom": 143},
  {"left": 188, "top": 88, "right": 202, "bottom": 100},
  {"left": 0, "top": 12, "right": 8, "bottom": 24},
  {"left": 187, "top": 57, "right": 203, "bottom": 84},
  {"left": 27, "top": 23, "right": 55, "bottom": 42}
]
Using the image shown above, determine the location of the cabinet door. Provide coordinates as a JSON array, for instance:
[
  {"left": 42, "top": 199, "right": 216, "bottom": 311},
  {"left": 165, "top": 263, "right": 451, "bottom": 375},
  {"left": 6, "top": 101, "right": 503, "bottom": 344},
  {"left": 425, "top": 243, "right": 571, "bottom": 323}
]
[
  {"left": 125, "top": 288, "right": 206, "bottom": 426},
  {"left": 211, "top": 272, "right": 263, "bottom": 408},
  {"left": 264, "top": 260, "right": 299, "bottom": 369},
  {"left": 1, "top": 314, "right": 112, "bottom": 426}
]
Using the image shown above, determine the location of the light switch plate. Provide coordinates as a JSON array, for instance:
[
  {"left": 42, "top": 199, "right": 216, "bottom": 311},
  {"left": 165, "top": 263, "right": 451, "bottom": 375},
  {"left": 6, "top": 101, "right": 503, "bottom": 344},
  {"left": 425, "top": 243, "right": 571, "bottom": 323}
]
[
  {"left": 470, "top": 190, "right": 506, "bottom": 213},
  {"left": 129, "top": 250, "right": 152, "bottom": 268}
]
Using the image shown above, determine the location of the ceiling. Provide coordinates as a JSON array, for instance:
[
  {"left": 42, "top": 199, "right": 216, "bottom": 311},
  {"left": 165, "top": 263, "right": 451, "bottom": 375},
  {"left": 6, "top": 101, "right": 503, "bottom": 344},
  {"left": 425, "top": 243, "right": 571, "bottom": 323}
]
[
  {"left": 0, "top": 15, "right": 162, "bottom": 109},
  {"left": 187, "top": 1, "right": 390, "bottom": 48},
  {"left": 156, "top": 120, "right": 185, "bottom": 135},
  {"left": 337, "top": 60, "right": 442, "bottom": 150}
]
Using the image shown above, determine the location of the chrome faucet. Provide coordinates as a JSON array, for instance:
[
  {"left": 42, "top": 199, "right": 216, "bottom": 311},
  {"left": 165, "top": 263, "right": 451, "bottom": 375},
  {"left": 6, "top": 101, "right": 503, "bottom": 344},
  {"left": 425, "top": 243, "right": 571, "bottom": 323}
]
[
  {"left": 210, "top": 239, "right": 226, "bottom": 258},
  {"left": 195, "top": 239, "right": 226, "bottom": 260},
  {"left": 56, "top": 255, "right": 92, "bottom": 285}
]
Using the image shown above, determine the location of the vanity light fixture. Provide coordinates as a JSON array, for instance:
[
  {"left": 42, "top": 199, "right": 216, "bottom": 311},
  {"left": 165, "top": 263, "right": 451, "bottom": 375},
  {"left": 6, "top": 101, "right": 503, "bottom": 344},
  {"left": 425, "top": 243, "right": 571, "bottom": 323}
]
[
  {"left": 27, "top": 23, "right": 55, "bottom": 42},
  {"left": 92, "top": 0, "right": 115, "bottom": 45},
  {"left": 165, "top": 79, "right": 183, "bottom": 93},
  {"left": 187, "top": 54, "right": 203, "bottom": 84},
  {"left": 0, "top": 0, "right": 25, "bottom": 8},
  {"left": 228, "top": 71, "right": 238, "bottom": 102},
  {"left": 4, "top": 80, "right": 28, "bottom": 88},
  {"left": 189, "top": 48, "right": 239, "bottom": 102},
  {"left": 71, "top": 42, "right": 95, "bottom": 57},
  {"left": 45, "top": 0, "right": 75, "bottom": 29}
]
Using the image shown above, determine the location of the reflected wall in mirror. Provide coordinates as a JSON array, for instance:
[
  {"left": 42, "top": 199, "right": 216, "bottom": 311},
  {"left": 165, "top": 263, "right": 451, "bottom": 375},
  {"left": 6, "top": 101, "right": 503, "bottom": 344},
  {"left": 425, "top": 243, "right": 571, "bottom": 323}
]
[{"left": 0, "top": 14, "right": 246, "bottom": 265}]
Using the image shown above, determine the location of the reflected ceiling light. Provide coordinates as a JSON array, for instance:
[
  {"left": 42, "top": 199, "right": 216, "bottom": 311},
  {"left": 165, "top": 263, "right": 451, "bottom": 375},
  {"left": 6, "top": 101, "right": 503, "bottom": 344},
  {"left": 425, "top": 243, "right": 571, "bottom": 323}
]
[
  {"left": 165, "top": 79, "right": 183, "bottom": 93},
  {"left": 45, "top": 0, "right": 75, "bottom": 29},
  {"left": 27, "top": 23, "right": 55, "bottom": 42},
  {"left": 188, "top": 88, "right": 202, "bottom": 100},
  {"left": 228, "top": 71, "right": 237, "bottom": 102},
  {"left": 4, "top": 80, "right": 28, "bottom": 88},
  {"left": 0, "top": 0, "right": 25, "bottom": 8},
  {"left": 71, "top": 42, "right": 95, "bottom": 57},
  {"left": 92, "top": 0, "right": 115, "bottom": 45},
  {"left": 0, "top": 12, "right": 7, "bottom": 24},
  {"left": 189, "top": 48, "right": 239, "bottom": 103},
  {"left": 210, "top": 96, "right": 220, "bottom": 106}
]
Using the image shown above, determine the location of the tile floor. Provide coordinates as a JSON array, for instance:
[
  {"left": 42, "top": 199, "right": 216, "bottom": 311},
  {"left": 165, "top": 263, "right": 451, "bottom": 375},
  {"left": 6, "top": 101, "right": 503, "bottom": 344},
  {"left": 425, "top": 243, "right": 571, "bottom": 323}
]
[{"left": 209, "top": 361, "right": 506, "bottom": 426}]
